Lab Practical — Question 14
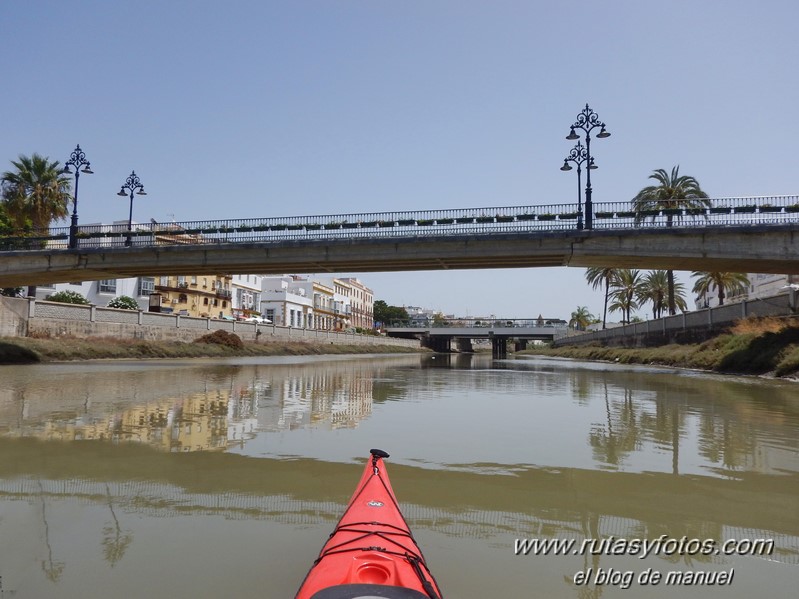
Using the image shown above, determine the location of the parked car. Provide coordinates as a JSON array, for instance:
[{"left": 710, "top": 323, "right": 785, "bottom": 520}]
[{"left": 243, "top": 315, "right": 271, "bottom": 324}]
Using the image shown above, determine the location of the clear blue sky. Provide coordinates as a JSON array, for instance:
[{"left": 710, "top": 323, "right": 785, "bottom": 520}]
[{"left": 2, "top": 1, "right": 797, "bottom": 320}]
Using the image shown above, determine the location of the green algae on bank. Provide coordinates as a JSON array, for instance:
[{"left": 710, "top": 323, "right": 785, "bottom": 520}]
[
  {"left": 520, "top": 324, "right": 799, "bottom": 379},
  {"left": 0, "top": 341, "right": 41, "bottom": 364}
]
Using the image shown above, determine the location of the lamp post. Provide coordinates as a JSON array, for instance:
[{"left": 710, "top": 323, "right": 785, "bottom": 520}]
[
  {"left": 566, "top": 104, "right": 610, "bottom": 230},
  {"left": 560, "top": 141, "right": 597, "bottom": 231},
  {"left": 117, "top": 171, "right": 147, "bottom": 247},
  {"left": 63, "top": 145, "right": 93, "bottom": 249}
]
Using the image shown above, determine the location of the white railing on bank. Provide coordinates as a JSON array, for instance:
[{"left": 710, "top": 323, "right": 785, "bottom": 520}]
[{"left": 16, "top": 298, "right": 419, "bottom": 348}]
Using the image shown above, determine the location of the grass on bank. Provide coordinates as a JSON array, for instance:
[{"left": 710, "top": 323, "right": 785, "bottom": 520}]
[
  {"left": 0, "top": 332, "right": 423, "bottom": 364},
  {"left": 520, "top": 316, "right": 799, "bottom": 379}
]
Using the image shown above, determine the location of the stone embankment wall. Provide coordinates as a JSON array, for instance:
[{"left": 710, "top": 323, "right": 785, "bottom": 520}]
[
  {"left": 0, "top": 296, "right": 28, "bottom": 337},
  {"left": 556, "top": 292, "right": 796, "bottom": 348},
  {"left": 0, "top": 297, "right": 420, "bottom": 348}
]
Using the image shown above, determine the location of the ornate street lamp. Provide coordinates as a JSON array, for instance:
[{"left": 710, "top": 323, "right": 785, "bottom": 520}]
[
  {"left": 560, "top": 141, "right": 597, "bottom": 230},
  {"left": 566, "top": 104, "right": 610, "bottom": 229},
  {"left": 117, "top": 171, "right": 147, "bottom": 247},
  {"left": 63, "top": 144, "right": 93, "bottom": 249}
]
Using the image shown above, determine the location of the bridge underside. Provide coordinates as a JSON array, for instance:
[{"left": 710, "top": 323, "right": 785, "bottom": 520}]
[{"left": 1, "top": 226, "right": 797, "bottom": 287}]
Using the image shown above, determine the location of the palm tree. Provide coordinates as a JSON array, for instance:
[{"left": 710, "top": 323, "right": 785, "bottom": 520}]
[
  {"left": 2, "top": 154, "right": 71, "bottom": 297},
  {"left": 569, "top": 306, "right": 594, "bottom": 331},
  {"left": 639, "top": 270, "right": 688, "bottom": 318},
  {"left": 0, "top": 202, "right": 14, "bottom": 235},
  {"left": 631, "top": 166, "right": 710, "bottom": 315},
  {"left": 1, "top": 153, "right": 71, "bottom": 233},
  {"left": 692, "top": 272, "right": 750, "bottom": 306},
  {"left": 608, "top": 269, "right": 644, "bottom": 324},
  {"left": 585, "top": 267, "right": 619, "bottom": 329}
]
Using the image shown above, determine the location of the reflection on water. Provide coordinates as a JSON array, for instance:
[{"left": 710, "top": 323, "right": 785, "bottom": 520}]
[
  {"left": 0, "top": 354, "right": 797, "bottom": 598},
  {"left": 0, "top": 357, "right": 393, "bottom": 452}
]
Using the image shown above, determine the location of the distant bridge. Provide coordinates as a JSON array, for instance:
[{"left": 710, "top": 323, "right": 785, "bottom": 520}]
[
  {"left": 1, "top": 197, "right": 798, "bottom": 287},
  {"left": 385, "top": 318, "right": 568, "bottom": 356}
]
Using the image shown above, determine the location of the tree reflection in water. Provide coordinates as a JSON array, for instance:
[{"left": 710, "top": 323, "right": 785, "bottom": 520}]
[
  {"left": 102, "top": 483, "right": 133, "bottom": 567},
  {"left": 37, "top": 479, "right": 64, "bottom": 583},
  {"left": 589, "top": 384, "right": 641, "bottom": 468}
]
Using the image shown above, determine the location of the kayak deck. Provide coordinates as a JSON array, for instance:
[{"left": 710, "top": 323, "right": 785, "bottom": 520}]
[{"left": 295, "top": 449, "right": 442, "bottom": 599}]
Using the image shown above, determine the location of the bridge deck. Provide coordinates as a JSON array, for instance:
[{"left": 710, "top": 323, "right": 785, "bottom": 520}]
[{"left": 1, "top": 198, "right": 798, "bottom": 287}]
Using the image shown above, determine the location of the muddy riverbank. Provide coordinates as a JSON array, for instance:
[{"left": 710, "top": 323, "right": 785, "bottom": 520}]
[
  {"left": 0, "top": 334, "right": 425, "bottom": 364},
  {"left": 521, "top": 317, "right": 799, "bottom": 379}
]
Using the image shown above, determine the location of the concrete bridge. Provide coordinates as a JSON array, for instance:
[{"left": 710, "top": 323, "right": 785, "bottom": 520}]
[
  {"left": 385, "top": 319, "right": 568, "bottom": 357},
  {"left": 1, "top": 197, "right": 798, "bottom": 287}
]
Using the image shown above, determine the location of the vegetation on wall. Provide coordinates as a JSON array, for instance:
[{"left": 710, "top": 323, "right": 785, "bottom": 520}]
[
  {"left": 107, "top": 296, "right": 140, "bottom": 310},
  {"left": 46, "top": 290, "right": 90, "bottom": 305}
]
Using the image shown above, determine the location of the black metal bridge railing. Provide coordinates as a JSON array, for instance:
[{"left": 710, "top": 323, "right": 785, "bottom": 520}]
[{"left": 1, "top": 195, "right": 798, "bottom": 251}]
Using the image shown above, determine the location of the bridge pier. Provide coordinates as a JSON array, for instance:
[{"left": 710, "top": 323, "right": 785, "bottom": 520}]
[
  {"left": 515, "top": 339, "right": 528, "bottom": 352},
  {"left": 421, "top": 335, "right": 451, "bottom": 353},
  {"left": 455, "top": 338, "right": 473, "bottom": 353},
  {"left": 491, "top": 337, "right": 507, "bottom": 359}
]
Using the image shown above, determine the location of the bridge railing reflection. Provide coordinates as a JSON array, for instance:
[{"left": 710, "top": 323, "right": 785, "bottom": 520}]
[{"left": 2, "top": 195, "right": 798, "bottom": 251}]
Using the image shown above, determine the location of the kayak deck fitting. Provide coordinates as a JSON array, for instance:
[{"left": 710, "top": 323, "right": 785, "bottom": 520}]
[{"left": 295, "top": 449, "right": 443, "bottom": 599}]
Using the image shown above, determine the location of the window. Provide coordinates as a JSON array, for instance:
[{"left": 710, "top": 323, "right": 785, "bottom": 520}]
[
  {"left": 178, "top": 294, "right": 188, "bottom": 303},
  {"left": 203, "top": 297, "right": 209, "bottom": 305},
  {"left": 138, "top": 277, "right": 155, "bottom": 296},
  {"left": 99, "top": 279, "right": 117, "bottom": 293}
]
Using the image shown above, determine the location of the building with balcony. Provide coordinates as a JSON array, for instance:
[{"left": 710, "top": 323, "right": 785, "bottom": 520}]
[
  {"left": 315, "top": 277, "right": 353, "bottom": 330},
  {"left": 231, "top": 274, "right": 264, "bottom": 319},
  {"left": 153, "top": 274, "right": 233, "bottom": 318},
  {"left": 296, "top": 279, "right": 336, "bottom": 330},
  {"left": 337, "top": 277, "right": 374, "bottom": 330}
]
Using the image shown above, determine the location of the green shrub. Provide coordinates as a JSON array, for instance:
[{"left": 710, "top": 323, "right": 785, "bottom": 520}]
[
  {"left": 775, "top": 344, "right": 799, "bottom": 377},
  {"left": 46, "top": 290, "right": 90, "bottom": 304},
  {"left": 107, "top": 295, "right": 140, "bottom": 310}
]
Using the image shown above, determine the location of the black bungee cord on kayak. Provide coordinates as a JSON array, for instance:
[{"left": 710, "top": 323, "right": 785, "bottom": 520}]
[{"left": 310, "top": 449, "right": 442, "bottom": 599}]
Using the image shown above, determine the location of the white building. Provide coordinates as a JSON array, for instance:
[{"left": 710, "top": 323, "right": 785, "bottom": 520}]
[
  {"left": 259, "top": 276, "right": 314, "bottom": 328},
  {"left": 231, "top": 274, "right": 264, "bottom": 319},
  {"left": 747, "top": 273, "right": 795, "bottom": 299},
  {"left": 33, "top": 276, "right": 155, "bottom": 310},
  {"left": 694, "top": 273, "right": 796, "bottom": 309}
]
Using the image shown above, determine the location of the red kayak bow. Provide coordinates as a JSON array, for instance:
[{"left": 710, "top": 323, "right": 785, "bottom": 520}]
[{"left": 295, "top": 449, "right": 443, "bottom": 599}]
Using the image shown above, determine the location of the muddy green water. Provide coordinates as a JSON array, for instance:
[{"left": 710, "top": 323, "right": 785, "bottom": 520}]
[{"left": 0, "top": 353, "right": 797, "bottom": 598}]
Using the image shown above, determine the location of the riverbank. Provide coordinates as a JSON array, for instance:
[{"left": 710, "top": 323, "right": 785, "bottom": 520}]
[
  {"left": 519, "top": 317, "right": 799, "bottom": 379},
  {"left": 0, "top": 334, "right": 425, "bottom": 364}
]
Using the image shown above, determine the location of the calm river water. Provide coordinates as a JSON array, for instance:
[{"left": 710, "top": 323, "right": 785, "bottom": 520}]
[{"left": 0, "top": 353, "right": 797, "bottom": 598}]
